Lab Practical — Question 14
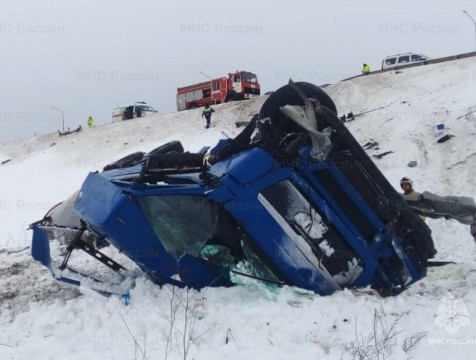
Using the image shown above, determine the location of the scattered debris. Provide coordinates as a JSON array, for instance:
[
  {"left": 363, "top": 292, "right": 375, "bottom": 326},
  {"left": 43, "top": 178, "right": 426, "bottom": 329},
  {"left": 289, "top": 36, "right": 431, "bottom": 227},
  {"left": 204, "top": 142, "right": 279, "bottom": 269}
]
[
  {"left": 437, "top": 134, "right": 455, "bottom": 143},
  {"left": 456, "top": 108, "right": 476, "bottom": 120},
  {"left": 407, "top": 161, "right": 417, "bottom": 167},
  {"left": 362, "top": 141, "right": 379, "bottom": 150},
  {"left": 434, "top": 123, "right": 446, "bottom": 137},
  {"left": 340, "top": 112, "right": 355, "bottom": 123},
  {"left": 58, "top": 125, "right": 82, "bottom": 137},
  {"left": 446, "top": 152, "right": 476, "bottom": 169},
  {"left": 426, "top": 260, "right": 457, "bottom": 267},
  {"left": 348, "top": 104, "right": 392, "bottom": 120},
  {"left": 373, "top": 151, "right": 394, "bottom": 159},
  {"left": 1, "top": 159, "right": 12, "bottom": 165},
  {"left": 235, "top": 121, "right": 250, "bottom": 127}
]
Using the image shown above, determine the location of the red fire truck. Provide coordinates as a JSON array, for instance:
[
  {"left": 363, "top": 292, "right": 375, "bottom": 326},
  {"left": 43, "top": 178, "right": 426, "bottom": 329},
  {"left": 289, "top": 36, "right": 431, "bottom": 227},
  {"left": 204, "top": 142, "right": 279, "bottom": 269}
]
[{"left": 176, "top": 71, "right": 260, "bottom": 111}]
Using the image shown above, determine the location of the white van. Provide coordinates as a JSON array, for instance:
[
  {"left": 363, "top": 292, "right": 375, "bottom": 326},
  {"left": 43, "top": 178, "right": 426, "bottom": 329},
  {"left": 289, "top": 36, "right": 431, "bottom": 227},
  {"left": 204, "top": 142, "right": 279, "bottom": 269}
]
[
  {"left": 381, "top": 53, "right": 429, "bottom": 70},
  {"left": 112, "top": 102, "right": 158, "bottom": 123}
]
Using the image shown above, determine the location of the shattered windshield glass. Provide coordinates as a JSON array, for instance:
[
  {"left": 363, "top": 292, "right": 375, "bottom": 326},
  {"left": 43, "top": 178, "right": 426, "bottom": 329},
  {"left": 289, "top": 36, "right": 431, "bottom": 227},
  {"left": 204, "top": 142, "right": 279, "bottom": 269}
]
[
  {"left": 137, "top": 195, "right": 219, "bottom": 257},
  {"left": 138, "top": 195, "right": 279, "bottom": 284}
]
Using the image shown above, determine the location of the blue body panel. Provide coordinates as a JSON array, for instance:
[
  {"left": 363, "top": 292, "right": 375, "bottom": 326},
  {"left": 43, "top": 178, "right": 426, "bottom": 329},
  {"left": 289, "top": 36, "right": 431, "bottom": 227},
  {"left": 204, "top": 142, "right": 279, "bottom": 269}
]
[
  {"left": 43, "top": 141, "right": 423, "bottom": 294},
  {"left": 75, "top": 172, "right": 231, "bottom": 288}
]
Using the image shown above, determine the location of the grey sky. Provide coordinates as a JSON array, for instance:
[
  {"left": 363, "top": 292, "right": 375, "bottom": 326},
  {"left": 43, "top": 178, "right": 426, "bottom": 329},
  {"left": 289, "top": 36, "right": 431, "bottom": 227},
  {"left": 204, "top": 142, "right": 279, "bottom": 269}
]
[{"left": 1, "top": 0, "right": 475, "bottom": 143}]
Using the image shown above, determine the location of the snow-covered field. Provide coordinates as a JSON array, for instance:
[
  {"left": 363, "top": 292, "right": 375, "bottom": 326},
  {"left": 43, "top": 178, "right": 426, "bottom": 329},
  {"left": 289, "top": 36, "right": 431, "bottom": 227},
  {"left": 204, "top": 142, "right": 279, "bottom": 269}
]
[{"left": 1, "top": 57, "right": 476, "bottom": 359}]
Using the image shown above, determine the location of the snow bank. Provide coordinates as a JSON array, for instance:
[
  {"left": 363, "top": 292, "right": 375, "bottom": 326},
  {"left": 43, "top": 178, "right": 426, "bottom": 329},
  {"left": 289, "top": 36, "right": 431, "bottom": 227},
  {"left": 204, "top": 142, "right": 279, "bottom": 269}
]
[{"left": 1, "top": 57, "right": 476, "bottom": 359}]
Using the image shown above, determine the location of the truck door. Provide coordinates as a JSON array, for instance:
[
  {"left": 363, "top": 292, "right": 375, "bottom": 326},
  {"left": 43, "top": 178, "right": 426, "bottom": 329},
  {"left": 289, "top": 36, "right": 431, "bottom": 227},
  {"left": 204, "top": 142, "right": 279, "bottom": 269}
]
[
  {"left": 232, "top": 73, "right": 242, "bottom": 93},
  {"left": 212, "top": 80, "right": 220, "bottom": 93}
]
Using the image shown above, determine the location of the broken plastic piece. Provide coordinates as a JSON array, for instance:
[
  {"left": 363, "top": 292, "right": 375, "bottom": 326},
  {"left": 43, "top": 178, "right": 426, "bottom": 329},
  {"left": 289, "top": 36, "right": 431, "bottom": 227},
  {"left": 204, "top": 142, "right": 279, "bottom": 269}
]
[{"left": 437, "top": 134, "right": 454, "bottom": 143}]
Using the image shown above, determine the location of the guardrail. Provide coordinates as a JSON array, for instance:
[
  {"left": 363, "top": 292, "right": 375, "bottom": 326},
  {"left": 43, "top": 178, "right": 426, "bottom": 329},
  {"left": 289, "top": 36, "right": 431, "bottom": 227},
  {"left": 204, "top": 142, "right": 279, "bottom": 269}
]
[{"left": 341, "top": 51, "right": 476, "bottom": 81}]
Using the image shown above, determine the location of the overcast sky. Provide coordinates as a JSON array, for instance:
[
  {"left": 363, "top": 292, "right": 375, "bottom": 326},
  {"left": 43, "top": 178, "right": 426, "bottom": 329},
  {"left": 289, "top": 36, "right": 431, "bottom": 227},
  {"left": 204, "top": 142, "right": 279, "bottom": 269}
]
[{"left": 1, "top": 0, "right": 475, "bottom": 143}]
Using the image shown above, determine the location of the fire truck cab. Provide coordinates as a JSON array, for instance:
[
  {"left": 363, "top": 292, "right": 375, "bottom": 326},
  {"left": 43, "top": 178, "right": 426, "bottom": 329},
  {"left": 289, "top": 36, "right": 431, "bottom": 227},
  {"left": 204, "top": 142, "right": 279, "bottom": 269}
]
[{"left": 177, "top": 71, "right": 260, "bottom": 111}]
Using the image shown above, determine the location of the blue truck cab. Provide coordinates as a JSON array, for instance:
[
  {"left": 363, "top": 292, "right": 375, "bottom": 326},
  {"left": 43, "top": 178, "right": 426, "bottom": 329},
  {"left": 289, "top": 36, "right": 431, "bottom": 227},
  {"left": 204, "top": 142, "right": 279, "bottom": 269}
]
[{"left": 31, "top": 81, "right": 435, "bottom": 296}]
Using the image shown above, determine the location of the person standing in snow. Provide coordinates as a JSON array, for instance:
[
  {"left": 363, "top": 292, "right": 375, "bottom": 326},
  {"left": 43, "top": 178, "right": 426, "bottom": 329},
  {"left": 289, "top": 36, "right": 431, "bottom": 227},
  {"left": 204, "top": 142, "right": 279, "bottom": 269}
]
[
  {"left": 202, "top": 105, "right": 215, "bottom": 129},
  {"left": 362, "top": 63, "right": 370, "bottom": 75},
  {"left": 400, "top": 177, "right": 421, "bottom": 200},
  {"left": 87, "top": 116, "right": 94, "bottom": 128}
]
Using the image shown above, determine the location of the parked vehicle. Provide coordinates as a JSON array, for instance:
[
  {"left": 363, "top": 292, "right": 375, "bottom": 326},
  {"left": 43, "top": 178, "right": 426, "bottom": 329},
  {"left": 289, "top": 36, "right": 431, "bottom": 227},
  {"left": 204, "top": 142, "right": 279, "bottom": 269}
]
[
  {"left": 381, "top": 53, "right": 430, "bottom": 70},
  {"left": 31, "top": 81, "right": 435, "bottom": 297},
  {"left": 177, "top": 71, "right": 261, "bottom": 111},
  {"left": 112, "top": 102, "right": 158, "bottom": 122}
]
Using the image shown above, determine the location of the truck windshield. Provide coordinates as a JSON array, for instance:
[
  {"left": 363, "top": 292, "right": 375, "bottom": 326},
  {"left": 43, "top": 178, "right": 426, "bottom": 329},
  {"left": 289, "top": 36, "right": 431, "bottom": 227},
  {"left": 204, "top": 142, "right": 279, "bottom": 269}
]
[
  {"left": 136, "top": 195, "right": 279, "bottom": 284},
  {"left": 137, "top": 195, "right": 218, "bottom": 257},
  {"left": 241, "top": 73, "right": 258, "bottom": 83}
]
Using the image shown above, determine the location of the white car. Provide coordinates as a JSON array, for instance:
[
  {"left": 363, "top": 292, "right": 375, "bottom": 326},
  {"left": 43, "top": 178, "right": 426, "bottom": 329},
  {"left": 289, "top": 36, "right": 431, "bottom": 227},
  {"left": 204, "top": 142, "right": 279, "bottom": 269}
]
[
  {"left": 381, "top": 53, "right": 430, "bottom": 70},
  {"left": 112, "top": 102, "right": 158, "bottom": 122}
]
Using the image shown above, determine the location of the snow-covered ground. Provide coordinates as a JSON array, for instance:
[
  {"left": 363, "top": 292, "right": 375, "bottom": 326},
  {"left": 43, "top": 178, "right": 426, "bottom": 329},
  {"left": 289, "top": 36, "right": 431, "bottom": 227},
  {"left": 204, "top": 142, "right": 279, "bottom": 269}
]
[{"left": 1, "top": 57, "right": 476, "bottom": 359}]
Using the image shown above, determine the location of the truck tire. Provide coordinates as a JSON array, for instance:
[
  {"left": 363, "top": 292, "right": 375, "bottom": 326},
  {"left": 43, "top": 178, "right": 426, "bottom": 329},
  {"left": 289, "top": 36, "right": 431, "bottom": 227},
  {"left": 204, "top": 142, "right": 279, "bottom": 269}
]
[
  {"left": 103, "top": 151, "right": 145, "bottom": 171},
  {"left": 103, "top": 141, "right": 184, "bottom": 172},
  {"left": 225, "top": 92, "right": 239, "bottom": 102},
  {"left": 260, "top": 82, "right": 337, "bottom": 132},
  {"left": 146, "top": 140, "right": 184, "bottom": 157}
]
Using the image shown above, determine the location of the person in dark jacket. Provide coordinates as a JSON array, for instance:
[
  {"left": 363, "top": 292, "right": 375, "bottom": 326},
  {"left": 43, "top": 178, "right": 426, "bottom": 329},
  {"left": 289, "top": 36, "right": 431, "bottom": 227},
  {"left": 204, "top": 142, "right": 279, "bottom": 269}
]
[{"left": 202, "top": 105, "right": 215, "bottom": 129}]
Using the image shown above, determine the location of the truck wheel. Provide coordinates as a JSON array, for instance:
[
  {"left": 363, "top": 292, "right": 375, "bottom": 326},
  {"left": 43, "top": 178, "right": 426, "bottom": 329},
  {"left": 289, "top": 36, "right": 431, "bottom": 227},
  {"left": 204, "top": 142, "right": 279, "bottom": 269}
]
[
  {"left": 103, "top": 151, "right": 145, "bottom": 171},
  {"left": 225, "top": 93, "right": 238, "bottom": 102},
  {"left": 260, "top": 82, "right": 337, "bottom": 132},
  {"left": 189, "top": 103, "right": 198, "bottom": 109},
  {"left": 146, "top": 140, "right": 184, "bottom": 157}
]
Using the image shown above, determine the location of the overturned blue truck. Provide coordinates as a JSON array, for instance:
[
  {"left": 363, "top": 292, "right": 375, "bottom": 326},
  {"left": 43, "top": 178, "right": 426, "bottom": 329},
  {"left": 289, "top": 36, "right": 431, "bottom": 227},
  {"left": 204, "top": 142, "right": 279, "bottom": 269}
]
[{"left": 30, "top": 81, "right": 438, "bottom": 296}]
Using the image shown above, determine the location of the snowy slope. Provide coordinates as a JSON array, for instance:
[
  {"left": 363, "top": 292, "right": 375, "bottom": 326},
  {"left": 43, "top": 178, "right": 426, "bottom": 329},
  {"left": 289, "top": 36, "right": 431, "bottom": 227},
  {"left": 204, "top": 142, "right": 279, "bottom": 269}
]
[{"left": 1, "top": 57, "right": 476, "bottom": 360}]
